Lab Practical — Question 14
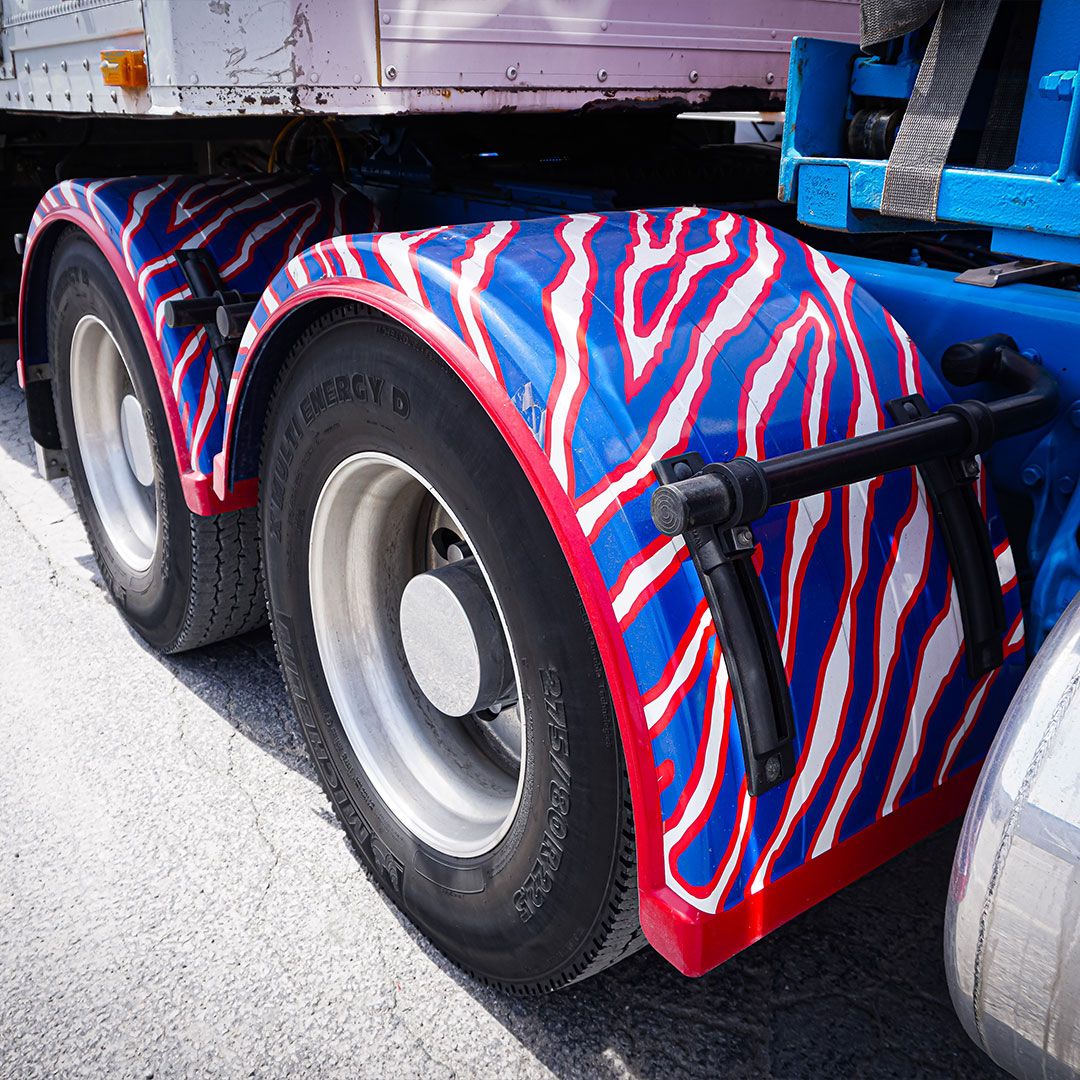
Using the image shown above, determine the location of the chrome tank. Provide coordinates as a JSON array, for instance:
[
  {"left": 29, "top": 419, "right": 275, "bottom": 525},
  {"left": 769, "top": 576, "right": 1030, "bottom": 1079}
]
[{"left": 946, "top": 592, "right": 1080, "bottom": 1079}]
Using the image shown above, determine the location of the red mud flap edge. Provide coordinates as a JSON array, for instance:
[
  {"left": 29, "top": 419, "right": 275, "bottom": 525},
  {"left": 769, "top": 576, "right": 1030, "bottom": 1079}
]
[{"left": 640, "top": 762, "right": 980, "bottom": 977}]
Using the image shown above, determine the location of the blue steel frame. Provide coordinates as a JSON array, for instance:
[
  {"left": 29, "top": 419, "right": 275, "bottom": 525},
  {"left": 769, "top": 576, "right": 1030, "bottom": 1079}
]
[
  {"left": 780, "top": 0, "right": 1080, "bottom": 260},
  {"left": 779, "top": 0, "right": 1080, "bottom": 646}
]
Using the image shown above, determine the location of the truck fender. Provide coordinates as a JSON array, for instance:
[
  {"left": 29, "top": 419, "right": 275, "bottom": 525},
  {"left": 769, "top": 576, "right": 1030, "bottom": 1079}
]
[
  {"left": 19, "top": 176, "right": 370, "bottom": 513},
  {"left": 219, "top": 208, "right": 1026, "bottom": 975}
]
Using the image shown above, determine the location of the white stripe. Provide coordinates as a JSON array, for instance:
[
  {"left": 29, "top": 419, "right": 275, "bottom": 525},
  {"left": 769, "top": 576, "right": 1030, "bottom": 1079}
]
[
  {"left": 644, "top": 605, "right": 713, "bottom": 732},
  {"left": 545, "top": 215, "right": 600, "bottom": 490},
  {"left": 455, "top": 220, "right": 515, "bottom": 380},
  {"left": 576, "top": 221, "right": 782, "bottom": 537},
  {"left": 810, "top": 485, "right": 933, "bottom": 856},
  {"left": 610, "top": 537, "right": 685, "bottom": 624}
]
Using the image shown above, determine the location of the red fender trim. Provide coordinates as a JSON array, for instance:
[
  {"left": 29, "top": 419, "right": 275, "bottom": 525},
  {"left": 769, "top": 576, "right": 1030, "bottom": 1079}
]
[
  {"left": 18, "top": 207, "right": 257, "bottom": 516},
  {"left": 641, "top": 762, "right": 980, "bottom": 975}
]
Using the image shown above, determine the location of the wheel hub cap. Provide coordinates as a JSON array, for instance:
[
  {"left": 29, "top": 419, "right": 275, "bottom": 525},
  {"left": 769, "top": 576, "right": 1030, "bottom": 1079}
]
[
  {"left": 119, "top": 394, "right": 155, "bottom": 487},
  {"left": 399, "top": 558, "right": 514, "bottom": 717}
]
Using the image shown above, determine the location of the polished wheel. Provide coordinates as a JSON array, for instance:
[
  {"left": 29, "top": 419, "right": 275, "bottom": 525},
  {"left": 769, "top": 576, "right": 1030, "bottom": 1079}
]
[
  {"left": 68, "top": 313, "right": 158, "bottom": 571},
  {"left": 308, "top": 451, "right": 524, "bottom": 859}
]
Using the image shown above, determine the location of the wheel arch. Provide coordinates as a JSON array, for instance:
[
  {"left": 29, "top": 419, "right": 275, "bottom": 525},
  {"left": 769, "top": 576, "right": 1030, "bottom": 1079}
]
[
  {"left": 20, "top": 176, "right": 371, "bottom": 515},
  {"left": 219, "top": 273, "right": 669, "bottom": 927},
  {"left": 19, "top": 209, "right": 196, "bottom": 494}
]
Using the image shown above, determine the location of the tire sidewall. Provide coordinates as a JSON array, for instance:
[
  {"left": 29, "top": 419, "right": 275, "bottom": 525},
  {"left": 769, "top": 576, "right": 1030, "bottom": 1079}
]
[
  {"left": 262, "top": 312, "right": 626, "bottom": 988},
  {"left": 48, "top": 231, "right": 195, "bottom": 650}
]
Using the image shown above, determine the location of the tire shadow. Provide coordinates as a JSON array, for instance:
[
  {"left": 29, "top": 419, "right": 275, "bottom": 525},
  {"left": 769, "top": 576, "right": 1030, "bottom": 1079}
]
[{"left": 379, "top": 818, "right": 1009, "bottom": 1080}]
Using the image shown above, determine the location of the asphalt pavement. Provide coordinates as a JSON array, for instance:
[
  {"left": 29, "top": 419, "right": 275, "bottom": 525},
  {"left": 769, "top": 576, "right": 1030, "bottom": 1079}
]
[{"left": 0, "top": 340, "right": 1007, "bottom": 1080}]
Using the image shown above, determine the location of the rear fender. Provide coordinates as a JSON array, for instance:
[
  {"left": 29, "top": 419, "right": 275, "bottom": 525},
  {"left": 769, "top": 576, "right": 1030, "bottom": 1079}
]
[
  {"left": 18, "top": 175, "right": 371, "bottom": 513},
  {"left": 219, "top": 209, "right": 1026, "bottom": 974}
]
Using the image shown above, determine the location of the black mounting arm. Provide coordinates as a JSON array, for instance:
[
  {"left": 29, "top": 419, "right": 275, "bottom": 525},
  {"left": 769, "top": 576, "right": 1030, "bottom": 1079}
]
[
  {"left": 651, "top": 335, "right": 1058, "bottom": 796},
  {"left": 160, "top": 248, "right": 260, "bottom": 381}
]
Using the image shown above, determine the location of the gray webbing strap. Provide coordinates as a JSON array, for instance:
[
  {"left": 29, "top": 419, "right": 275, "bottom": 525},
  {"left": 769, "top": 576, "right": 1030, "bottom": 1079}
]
[
  {"left": 975, "top": 1, "right": 1039, "bottom": 171},
  {"left": 861, "top": 0, "right": 942, "bottom": 47},
  {"left": 879, "top": 0, "right": 1000, "bottom": 220}
]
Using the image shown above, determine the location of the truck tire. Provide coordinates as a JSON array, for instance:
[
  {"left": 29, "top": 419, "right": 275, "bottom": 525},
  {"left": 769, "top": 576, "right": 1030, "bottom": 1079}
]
[
  {"left": 47, "top": 228, "right": 265, "bottom": 653},
  {"left": 260, "top": 305, "right": 644, "bottom": 992}
]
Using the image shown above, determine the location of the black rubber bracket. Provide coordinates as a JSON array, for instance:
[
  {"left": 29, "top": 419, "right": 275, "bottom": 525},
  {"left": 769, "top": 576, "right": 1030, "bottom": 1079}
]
[
  {"left": 652, "top": 453, "right": 796, "bottom": 797},
  {"left": 166, "top": 248, "right": 259, "bottom": 382},
  {"left": 650, "top": 335, "right": 1059, "bottom": 797},
  {"left": 884, "top": 393, "right": 1005, "bottom": 678}
]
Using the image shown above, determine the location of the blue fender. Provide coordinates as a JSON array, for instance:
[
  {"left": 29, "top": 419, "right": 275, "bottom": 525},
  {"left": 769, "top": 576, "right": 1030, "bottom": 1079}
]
[
  {"left": 218, "top": 209, "right": 1026, "bottom": 973},
  {"left": 19, "top": 175, "right": 371, "bottom": 512}
]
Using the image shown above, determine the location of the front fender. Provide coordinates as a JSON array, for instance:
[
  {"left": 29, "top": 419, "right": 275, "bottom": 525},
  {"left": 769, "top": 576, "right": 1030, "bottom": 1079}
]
[{"left": 220, "top": 209, "right": 1026, "bottom": 974}]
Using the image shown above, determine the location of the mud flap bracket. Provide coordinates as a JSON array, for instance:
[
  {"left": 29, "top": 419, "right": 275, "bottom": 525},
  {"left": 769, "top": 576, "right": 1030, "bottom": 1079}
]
[
  {"left": 653, "top": 453, "right": 796, "bottom": 796},
  {"left": 651, "top": 335, "right": 1059, "bottom": 797}
]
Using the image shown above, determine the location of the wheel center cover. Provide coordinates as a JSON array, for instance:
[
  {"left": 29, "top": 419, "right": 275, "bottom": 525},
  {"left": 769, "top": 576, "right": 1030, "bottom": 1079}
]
[{"left": 400, "top": 559, "right": 510, "bottom": 716}]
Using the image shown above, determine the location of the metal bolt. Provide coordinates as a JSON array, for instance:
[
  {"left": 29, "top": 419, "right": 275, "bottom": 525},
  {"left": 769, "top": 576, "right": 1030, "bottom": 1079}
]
[
  {"left": 1058, "top": 475, "right": 1077, "bottom": 496},
  {"left": 64, "top": 90, "right": 71, "bottom": 100},
  {"left": 45, "top": 91, "right": 51, "bottom": 101},
  {"left": 505, "top": 65, "right": 517, "bottom": 80},
  {"left": 1038, "top": 69, "right": 1077, "bottom": 101},
  {"left": 23, "top": 61, "right": 29, "bottom": 73},
  {"left": 384, "top": 65, "right": 397, "bottom": 80},
  {"left": 689, "top": 70, "right": 699, "bottom": 83},
  {"left": 766, "top": 71, "right": 775, "bottom": 84},
  {"left": 1022, "top": 464, "right": 1044, "bottom": 487},
  {"left": 110, "top": 90, "right": 118, "bottom": 102},
  {"left": 382, "top": 11, "right": 390, "bottom": 22},
  {"left": 765, "top": 756, "right": 781, "bottom": 782},
  {"left": 41, "top": 61, "right": 48, "bottom": 73},
  {"left": 597, "top": 68, "right": 608, "bottom": 82},
  {"left": 962, "top": 458, "right": 980, "bottom": 479},
  {"left": 82, "top": 58, "right": 90, "bottom": 71},
  {"left": 771, "top": 29, "right": 778, "bottom": 39},
  {"left": 737, "top": 527, "right": 755, "bottom": 546},
  {"left": 14, "top": 91, "right": 19, "bottom": 101},
  {"left": 61, "top": 59, "right": 67, "bottom": 72},
  {"left": 600, "top": 20, "right": 608, "bottom": 30},
  {"left": 27, "top": 91, "right": 33, "bottom": 102},
  {"left": 86, "top": 90, "right": 93, "bottom": 101}
]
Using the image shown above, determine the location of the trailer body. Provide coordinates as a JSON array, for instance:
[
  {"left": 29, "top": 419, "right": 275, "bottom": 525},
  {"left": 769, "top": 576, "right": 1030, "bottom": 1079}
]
[{"left": 0, "top": 0, "right": 858, "bottom": 117}]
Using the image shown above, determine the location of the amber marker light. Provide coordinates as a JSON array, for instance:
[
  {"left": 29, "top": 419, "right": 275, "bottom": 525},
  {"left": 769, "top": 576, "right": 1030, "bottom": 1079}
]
[{"left": 100, "top": 50, "right": 148, "bottom": 89}]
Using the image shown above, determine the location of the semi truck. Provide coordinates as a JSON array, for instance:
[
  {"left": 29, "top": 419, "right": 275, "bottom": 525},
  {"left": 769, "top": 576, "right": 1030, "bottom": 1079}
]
[{"left": 3, "top": 1, "right": 1077, "bottom": 1075}]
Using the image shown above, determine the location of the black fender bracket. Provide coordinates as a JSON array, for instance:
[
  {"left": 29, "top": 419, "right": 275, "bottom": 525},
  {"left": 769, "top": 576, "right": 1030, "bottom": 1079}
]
[{"left": 651, "top": 335, "right": 1058, "bottom": 796}]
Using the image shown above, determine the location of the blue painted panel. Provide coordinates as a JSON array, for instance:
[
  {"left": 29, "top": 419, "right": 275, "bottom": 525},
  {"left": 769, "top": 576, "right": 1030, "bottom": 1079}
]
[{"left": 832, "top": 252, "right": 1080, "bottom": 643}]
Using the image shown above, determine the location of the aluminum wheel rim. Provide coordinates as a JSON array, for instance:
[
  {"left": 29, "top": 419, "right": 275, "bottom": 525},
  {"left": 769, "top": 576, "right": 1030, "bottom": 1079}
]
[
  {"left": 308, "top": 451, "right": 526, "bottom": 859},
  {"left": 69, "top": 314, "right": 158, "bottom": 572}
]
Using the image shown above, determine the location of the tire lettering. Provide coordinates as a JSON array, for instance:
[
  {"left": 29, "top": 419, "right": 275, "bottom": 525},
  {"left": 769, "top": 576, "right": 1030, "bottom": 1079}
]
[
  {"left": 513, "top": 666, "right": 572, "bottom": 922},
  {"left": 267, "top": 374, "right": 410, "bottom": 543}
]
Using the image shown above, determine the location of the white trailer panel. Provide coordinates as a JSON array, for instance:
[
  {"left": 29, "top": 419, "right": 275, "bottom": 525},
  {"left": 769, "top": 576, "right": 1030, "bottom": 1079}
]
[{"left": 1, "top": 0, "right": 859, "bottom": 117}]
